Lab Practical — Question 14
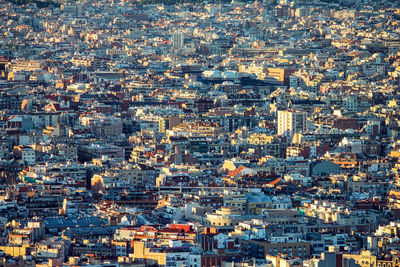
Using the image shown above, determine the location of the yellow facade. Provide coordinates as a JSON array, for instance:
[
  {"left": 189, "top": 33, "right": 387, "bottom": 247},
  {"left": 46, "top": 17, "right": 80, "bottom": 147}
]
[
  {"left": 344, "top": 250, "right": 376, "bottom": 267},
  {"left": 133, "top": 242, "right": 167, "bottom": 265},
  {"left": 0, "top": 245, "right": 28, "bottom": 257}
]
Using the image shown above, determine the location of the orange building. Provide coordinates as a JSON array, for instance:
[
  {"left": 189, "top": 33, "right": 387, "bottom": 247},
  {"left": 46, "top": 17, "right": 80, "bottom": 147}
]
[{"left": 267, "top": 68, "right": 297, "bottom": 86}]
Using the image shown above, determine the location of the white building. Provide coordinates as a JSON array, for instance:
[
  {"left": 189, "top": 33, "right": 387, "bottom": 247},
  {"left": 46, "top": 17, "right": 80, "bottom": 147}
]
[
  {"left": 277, "top": 110, "right": 308, "bottom": 137},
  {"left": 172, "top": 31, "right": 184, "bottom": 49}
]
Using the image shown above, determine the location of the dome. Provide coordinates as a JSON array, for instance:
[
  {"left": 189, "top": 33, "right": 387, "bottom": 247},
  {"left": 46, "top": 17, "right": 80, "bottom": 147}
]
[
  {"left": 202, "top": 70, "right": 222, "bottom": 79},
  {"left": 222, "top": 81, "right": 234, "bottom": 85},
  {"left": 222, "top": 71, "right": 238, "bottom": 79}
]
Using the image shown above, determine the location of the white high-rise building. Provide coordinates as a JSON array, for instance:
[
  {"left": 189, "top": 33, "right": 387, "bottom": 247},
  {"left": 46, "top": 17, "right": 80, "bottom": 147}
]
[
  {"left": 277, "top": 110, "right": 308, "bottom": 137},
  {"left": 172, "top": 31, "right": 184, "bottom": 49}
]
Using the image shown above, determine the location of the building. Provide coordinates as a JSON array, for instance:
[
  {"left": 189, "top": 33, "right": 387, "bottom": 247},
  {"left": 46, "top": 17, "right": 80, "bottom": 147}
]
[
  {"left": 172, "top": 31, "right": 184, "bottom": 49},
  {"left": 132, "top": 240, "right": 200, "bottom": 267},
  {"left": 304, "top": 251, "right": 360, "bottom": 267},
  {"left": 245, "top": 239, "right": 311, "bottom": 258},
  {"left": 277, "top": 110, "right": 308, "bottom": 138},
  {"left": 267, "top": 68, "right": 297, "bottom": 86},
  {"left": 159, "top": 116, "right": 182, "bottom": 133}
]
